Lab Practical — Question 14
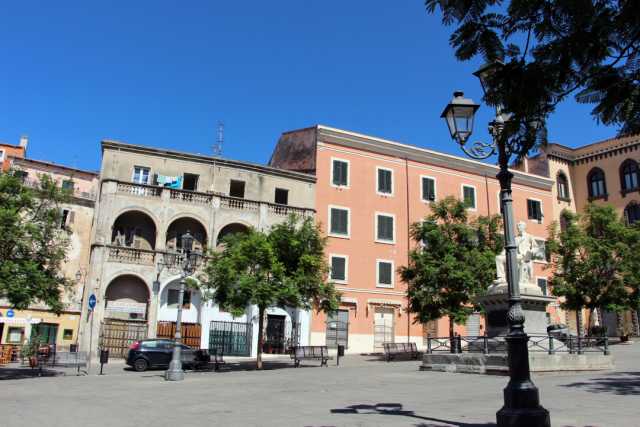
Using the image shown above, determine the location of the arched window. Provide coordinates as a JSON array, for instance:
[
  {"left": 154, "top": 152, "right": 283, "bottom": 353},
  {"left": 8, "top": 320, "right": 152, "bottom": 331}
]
[
  {"left": 587, "top": 168, "right": 607, "bottom": 199},
  {"left": 620, "top": 159, "right": 639, "bottom": 192},
  {"left": 557, "top": 172, "right": 570, "bottom": 200},
  {"left": 624, "top": 202, "right": 640, "bottom": 225}
]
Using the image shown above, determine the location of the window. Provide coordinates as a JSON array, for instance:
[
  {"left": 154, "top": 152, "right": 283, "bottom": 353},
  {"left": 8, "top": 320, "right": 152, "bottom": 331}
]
[
  {"left": 7, "top": 327, "right": 24, "bottom": 343},
  {"left": 132, "top": 166, "right": 150, "bottom": 184},
  {"left": 421, "top": 176, "right": 436, "bottom": 202},
  {"left": 62, "top": 180, "right": 74, "bottom": 191},
  {"left": 331, "top": 158, "right": 349, "bottom": 187},
  {"left": 527, "top": 199, "right": 543, "bottom": 222},
  {"left": 587, "top": 168, "right": 607, "bottom": 199},
  {"left": 557, "top": 173, "right": 570, "bottom": 200},
  {"left": 63, "top": 329, "right": 73, "bottom": 340},
  {"left": 183, "top": 173, "right": 199, "bottom": 191},
  {"left": 14, "top": 170, "right": 28, "bottom": 182},
  {"left": 462, "top": 185, "right": 477, "bottom": 209},
  {"left": 376, "top": 167, "right": 393, "bottom": 195},
  {"left": 330, "top": 255, "right": 348, "bottom": 283},
  {"left": 620, "top": 160, "right": 639, "bottom": 192},
  {"left": 274, "top": 188, "right": 289, "bottom": 205},
  {"left": 229, "top": 180, "right": 245, "bottom": 198},
  {"left": 376, "top": 260, "right": 394, "bottom": 288},
  {"left": 168, "top": 289, "right": 191, "bottom": 309},
  {"left": 376, "top": 213, "right": 395, "bottom": 243},
  {"left": 537, "top": 278, "right": 548, "bottom": 296},
  {"left": 329, "top": 206, "right": 350, "bottom": 237},
  {"left": 0, "top": 149, "right": 4, "bottom": 161},
  {"left": 624, "top": 202, "right": 640, "bottom": 226},
  {"left": 60, "top": 209, "right": 74, "bottom": 229}
]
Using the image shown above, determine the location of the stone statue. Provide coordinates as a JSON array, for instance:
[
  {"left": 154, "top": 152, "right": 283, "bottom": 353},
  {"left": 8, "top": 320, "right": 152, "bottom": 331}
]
[
  {"left": 114, "top": 229, "right": 126, "bottom": 246},
  {"left": 492, "top": 221, "right": 540, "bottom": 294}
]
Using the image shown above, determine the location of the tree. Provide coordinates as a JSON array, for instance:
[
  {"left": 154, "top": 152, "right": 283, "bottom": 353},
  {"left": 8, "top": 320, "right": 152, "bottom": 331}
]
[
  {"left": 200, "top": 215, "right": 339, "bottom": 369},
  {"left": 400, "top": 197, "right": 503, "bottom": 340},
  {"left": 0, "top": 171, "right": 72, "bottom": 312},
  {"left": 426, "top": 0, "right": 640, "bottom": 156},
  {"left": 547, "top": 204, "right": 640, "bottom": 336}
]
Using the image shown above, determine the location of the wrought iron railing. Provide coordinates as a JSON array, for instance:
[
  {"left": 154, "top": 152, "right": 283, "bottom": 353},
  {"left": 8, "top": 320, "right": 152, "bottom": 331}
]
[{"left": 425, "top": 334, "right": 610, "bottom": 356}]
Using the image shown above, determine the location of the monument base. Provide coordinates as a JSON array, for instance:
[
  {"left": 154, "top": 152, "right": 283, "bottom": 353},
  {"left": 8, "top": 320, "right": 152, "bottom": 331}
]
[{"left": 420, "top": 352, "right": 614, "bottom": 375}]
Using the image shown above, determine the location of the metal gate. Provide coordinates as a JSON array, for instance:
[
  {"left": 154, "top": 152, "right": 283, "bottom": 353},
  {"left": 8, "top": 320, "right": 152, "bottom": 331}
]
[
  {"left": 374, "top": 307, "right": 395, "bottom": 350},
  {"left": 209, "top": 321, "right": 252, "bottom": 356},
  {"left": 326, "top": 309, "right": 349, "bottom": 349},
  {"left": 99, "top": 319, "right": 148, "bottom": 358},
  {"left": 157, "top": 322, "right": 202, "bottom": 348},
  {"left": 264, "top": 315, "right": 286, "bottom": 354}
]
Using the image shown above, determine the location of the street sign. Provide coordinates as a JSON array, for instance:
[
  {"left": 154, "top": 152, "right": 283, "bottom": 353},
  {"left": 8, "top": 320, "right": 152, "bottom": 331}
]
[
  {"left": 88, "top": 294, "right": 97, "bottom": 311},
  {"left": 6, "top": 309, "right": 14, "bottom": 318}
]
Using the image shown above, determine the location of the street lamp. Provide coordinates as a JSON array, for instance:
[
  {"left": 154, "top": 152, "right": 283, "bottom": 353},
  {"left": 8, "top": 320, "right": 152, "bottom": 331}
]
[
  {"left": 440, "top": 66, "right": 550, "bottom": 427},
  {"left": 163, "top": 229, "right": 202, "bottom": 381}
]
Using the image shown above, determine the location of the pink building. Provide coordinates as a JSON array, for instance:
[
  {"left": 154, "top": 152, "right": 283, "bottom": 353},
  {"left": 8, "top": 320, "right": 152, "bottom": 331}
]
[{"left": 270, "top": 125, "right": 555, "bottom": 353}]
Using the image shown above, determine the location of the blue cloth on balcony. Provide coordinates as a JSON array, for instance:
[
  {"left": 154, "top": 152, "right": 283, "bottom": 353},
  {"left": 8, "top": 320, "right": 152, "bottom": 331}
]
[{"left": 156, "top": 174, "right": 183, "bottom": 189}]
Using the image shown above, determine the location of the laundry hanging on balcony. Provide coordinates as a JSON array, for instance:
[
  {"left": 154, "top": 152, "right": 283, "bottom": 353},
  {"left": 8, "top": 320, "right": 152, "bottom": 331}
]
[{"left": 156, "top": 174, "right": 183, "bottom": 189}]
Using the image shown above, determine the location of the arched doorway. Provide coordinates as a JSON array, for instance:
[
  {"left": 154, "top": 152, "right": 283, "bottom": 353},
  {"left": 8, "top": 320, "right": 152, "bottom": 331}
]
[
  {"left": 101, "top": 275, "right": 150, "bottom": 358},
  {"left": 216, "top": 223, "right": 250, "bottom": 247},
  {"left": 111, "top": 211, "right": 157, "bottom": 250},
  {"left": 166, "top": 217, "right": 208, "bottom": 253},
  {"left": 156, "top": 278, "right": 203, "bottom": 348}
]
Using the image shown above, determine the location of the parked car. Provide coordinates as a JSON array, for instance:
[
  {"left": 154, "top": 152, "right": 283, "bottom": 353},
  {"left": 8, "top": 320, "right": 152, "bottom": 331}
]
[
  {"left": 126, "top": 339, "right": 198, "bottom": 372},
  {"left": 547, "top": 324, "right": 569, "bottom": 341}
]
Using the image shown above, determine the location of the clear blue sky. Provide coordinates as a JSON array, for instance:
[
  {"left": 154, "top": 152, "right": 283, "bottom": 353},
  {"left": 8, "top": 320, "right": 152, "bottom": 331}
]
[{"left": 0, "top": 1, "right": 617, "bottom": 172}]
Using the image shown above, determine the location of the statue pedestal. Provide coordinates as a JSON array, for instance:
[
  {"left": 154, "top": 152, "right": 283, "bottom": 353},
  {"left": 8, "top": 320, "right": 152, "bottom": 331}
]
[{"left": 477, "top": 281, "right": 556, "bottom": 337}]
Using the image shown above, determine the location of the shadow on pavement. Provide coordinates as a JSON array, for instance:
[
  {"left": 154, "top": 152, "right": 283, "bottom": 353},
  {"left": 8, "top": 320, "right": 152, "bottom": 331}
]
[
  {"left": 561, "top": 371, "right": 640, "bottom": 395},
  {"left": 0, "top": 366, "right": 63, "bottom": 380},
  {"left": 330, "top": 403, "right": 496, "bottom": 427}
]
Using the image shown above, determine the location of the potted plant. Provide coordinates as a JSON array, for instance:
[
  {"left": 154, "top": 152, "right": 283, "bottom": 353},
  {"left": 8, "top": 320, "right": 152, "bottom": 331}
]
[{"left": 21, "top": 339, "right": 41, "bottom": 368}]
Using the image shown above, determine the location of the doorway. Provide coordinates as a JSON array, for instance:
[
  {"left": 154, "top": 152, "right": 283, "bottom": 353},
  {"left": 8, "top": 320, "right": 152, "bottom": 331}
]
[
  {"left": 326, "top": 310, "right": 349, "bottom": 349},
  {"left": 264, "top": 315, "right": 286, "bottom": 354},
  {"left": 31, "top": 323, "right": 59, "bottom": 345},
  {"left": 374, "top": 307, "right": 395, "bottom": 350}
]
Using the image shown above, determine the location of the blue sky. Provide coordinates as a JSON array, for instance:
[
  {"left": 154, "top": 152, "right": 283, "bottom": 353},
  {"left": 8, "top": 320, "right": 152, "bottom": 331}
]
[{"left": 0, "top": 1, "right": 618, "bottom": 172}]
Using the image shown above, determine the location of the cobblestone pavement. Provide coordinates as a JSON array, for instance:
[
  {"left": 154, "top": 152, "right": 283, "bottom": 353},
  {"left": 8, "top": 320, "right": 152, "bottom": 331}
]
[{"left": 1, "top": 344, "right": 638, "bottom": 427}]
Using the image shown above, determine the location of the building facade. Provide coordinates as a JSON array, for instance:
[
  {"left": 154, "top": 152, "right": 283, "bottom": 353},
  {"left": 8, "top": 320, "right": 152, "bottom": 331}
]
[
  {"left": 0, "top": 136, "right": 28, "bottom": 171},
  {"left": 79, "top": 141, "right": 316, "bottom": 358},
  {"left": 270, "top": 125, "right": 556, "bottom": 354},
  {"left": 0, "top": 157, "right": 98, "bottom": 348},
  {"left": 518, "top": 134, "right": 640, "bottom": 336}
]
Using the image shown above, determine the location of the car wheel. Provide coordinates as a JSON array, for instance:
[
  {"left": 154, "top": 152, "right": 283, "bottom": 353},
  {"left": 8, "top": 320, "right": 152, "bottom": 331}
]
[{"left": 133, "top": 358, "right": 148, "bottom": 372}]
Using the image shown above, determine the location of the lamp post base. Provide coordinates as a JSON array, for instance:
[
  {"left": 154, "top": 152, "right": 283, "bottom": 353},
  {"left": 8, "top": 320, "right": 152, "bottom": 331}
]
[
  {"left": 165, "top": 360, "right": 184, "bottom": 381},
  {"left": 497, "top": 406, "right": 550, "bottom": 427}
]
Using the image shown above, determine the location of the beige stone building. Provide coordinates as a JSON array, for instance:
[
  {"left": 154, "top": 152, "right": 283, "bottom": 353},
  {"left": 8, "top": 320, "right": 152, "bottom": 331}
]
[
  {"left": 80, "top": 140, "right": 316, "bottom": 358},
  {"left": 0, "top": 157, "right": 98, "bottom": 348},
  {"left": 517, "top": 133, "right": 640, "bottom": 336}
]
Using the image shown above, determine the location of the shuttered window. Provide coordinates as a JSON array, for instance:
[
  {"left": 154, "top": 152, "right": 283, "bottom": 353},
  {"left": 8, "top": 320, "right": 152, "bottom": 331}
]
[
  {"left": 377, "top": 261, "right": 393, "bottom": 287},
  {"left": 332, "top": 160, "right": 349, "bottom": 186},
  {"left": 377, "top": 168, "right": 393, "bottom": 194},
  {"left": 462, "top": 185, "right": 476, "bottom": 209},
  {"left": 421, "top": 177, "right": 436, "bottom": 201},
  {"left": 330, "top": 256, "right": 347, "bottom": 282},
  {"left": 376, "top": 214, "right": 394, "bottom": 242},
  {"left": 330, "top": 207, "right": 349, "bottom": 236},
  {"left": 527, "top": 199, "right": 543, "bottom": 221}
]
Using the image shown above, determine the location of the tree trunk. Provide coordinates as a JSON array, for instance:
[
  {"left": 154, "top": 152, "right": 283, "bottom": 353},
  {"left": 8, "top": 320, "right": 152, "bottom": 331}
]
[
  {"left": 449, "top": 317, "right": 455, "bottom": 354},
  {"left": 576, "top": 310, "right": 583, "bottom": 337},
  {"left": 256, "top": 306, "right": 265, "bottom": 370}
]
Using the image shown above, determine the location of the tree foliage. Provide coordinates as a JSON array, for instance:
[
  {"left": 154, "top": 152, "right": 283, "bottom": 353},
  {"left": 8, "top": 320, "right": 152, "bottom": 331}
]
[
  {"left": 200, "top": 215, "right": 339, "bottom": 368},
  {"left": 547, "top": 204, "right": 640, "bottom": 318},
  {"left": 399, "top": 197, "right": 503, "bottom": 338},
  {"left": 0, "top": 171, "right": 72, "bottom": 313},
  {"left": 426, "top": 0, "right": 640, "bottom": 156}
]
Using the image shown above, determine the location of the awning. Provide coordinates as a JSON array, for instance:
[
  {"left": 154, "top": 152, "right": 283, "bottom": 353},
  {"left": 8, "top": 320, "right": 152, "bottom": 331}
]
[
  {"left": 340, "top": 297, "right": 358, "bottom": 306},
  {"left": 367, "top": 298, "right": 402, "bottom": 307}
]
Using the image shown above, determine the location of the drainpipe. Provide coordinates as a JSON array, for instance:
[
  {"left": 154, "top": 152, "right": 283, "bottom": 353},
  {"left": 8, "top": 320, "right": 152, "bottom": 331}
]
[{"left": 405, "top": 158, "right": 411, "bottom": 344}]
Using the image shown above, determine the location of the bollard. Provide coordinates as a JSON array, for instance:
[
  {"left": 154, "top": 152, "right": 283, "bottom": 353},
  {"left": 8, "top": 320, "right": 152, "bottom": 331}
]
[
  {"left": 337, "top": 345, "right": 344, "bottom": 366},
  {"left": 427, "top": 337, "right": 432, "bottom": 354},
  {"left": 548, "top": 335, "right": 555, "bottom": 355},
  {"left": 603, "top": 336, "right": 610, "bottom": 356},
  {"left": 99, "top": 349, "right": 109, "bottom": 375},
  {"left": 483, "top": 334, "right": 489, "bottom": 355}
]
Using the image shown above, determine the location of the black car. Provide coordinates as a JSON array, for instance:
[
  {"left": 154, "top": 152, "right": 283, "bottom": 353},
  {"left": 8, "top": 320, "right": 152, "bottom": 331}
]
[{"left": 126, "top": 339, "right": 198, "bottom": 372}]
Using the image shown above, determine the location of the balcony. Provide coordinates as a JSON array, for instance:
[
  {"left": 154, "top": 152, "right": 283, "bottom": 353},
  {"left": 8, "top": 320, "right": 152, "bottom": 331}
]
[
  {"left": 107, "top": 246, "right": 157, "bottom": 266},
  {"left": 108, "top": 179, "right": 315, "bottom": 216},
  {"left": 22, "top": 178, "right": 97, "bottom": 201}
]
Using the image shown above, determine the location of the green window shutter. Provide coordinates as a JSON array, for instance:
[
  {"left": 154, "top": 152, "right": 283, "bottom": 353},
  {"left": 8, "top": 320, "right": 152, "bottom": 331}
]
[
  {"left": 331, "top": 257, "right": 346, "bottom": 281},
  {"left": 331, "top": 208, "right": 348, "bottom": 235},
  {"left": 378, "top": 262, "right": 392, "bottom": 285}
]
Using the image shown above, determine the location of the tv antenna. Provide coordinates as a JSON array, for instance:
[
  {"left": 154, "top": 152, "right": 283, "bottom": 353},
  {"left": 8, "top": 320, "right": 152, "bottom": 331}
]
[{"left": 213, "top": 121, "right": 224, "bottom": 156}]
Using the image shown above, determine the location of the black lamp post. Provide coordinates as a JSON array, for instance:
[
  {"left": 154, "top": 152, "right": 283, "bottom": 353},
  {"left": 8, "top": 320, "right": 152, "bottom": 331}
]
[
  {"left": 164, "top": 229, "right": 201, "bottom": 381},
  {"left": 440, "top": 67, "right": 550, "bottom": 427}
]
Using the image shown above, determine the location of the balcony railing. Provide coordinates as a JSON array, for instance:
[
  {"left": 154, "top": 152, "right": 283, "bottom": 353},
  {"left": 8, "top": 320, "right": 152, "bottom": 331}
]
[
  {"left": 22, "top": 178, "right": 97, "bottom": 201},
  {"left": 109, "top": 179, "right": 315, "bottom": 216},
  {"left": 107, "top": 246, "right": 157, "bottom": 266}
]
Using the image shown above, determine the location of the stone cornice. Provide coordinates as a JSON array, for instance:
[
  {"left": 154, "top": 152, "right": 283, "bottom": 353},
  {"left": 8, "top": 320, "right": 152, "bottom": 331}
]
[
  {"left": 101, "top": 140, "right": 317, "bottom": 184},
  {"left": 316, "top": 125, "right": 554, "bottom": 190}
]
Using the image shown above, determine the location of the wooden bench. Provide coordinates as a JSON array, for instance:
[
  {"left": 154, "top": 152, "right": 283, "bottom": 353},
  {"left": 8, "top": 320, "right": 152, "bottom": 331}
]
[
  {"left": 290, "top": 346, "right": 332, "bottom": 367},
  {"left": 383, "top": 342, "right": 420, "bottom": 362}
]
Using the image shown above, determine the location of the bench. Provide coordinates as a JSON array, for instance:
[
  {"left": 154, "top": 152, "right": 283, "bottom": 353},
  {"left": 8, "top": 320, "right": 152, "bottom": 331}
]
[
  {"left": 383, "top": 342, "right": 419, "bottom": 362},
  {"left": 290, "top": 346, "right": 332, "bottom": 367},
  {"left": 194, "top": 349, "right": 225, "bottom": 371}
]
